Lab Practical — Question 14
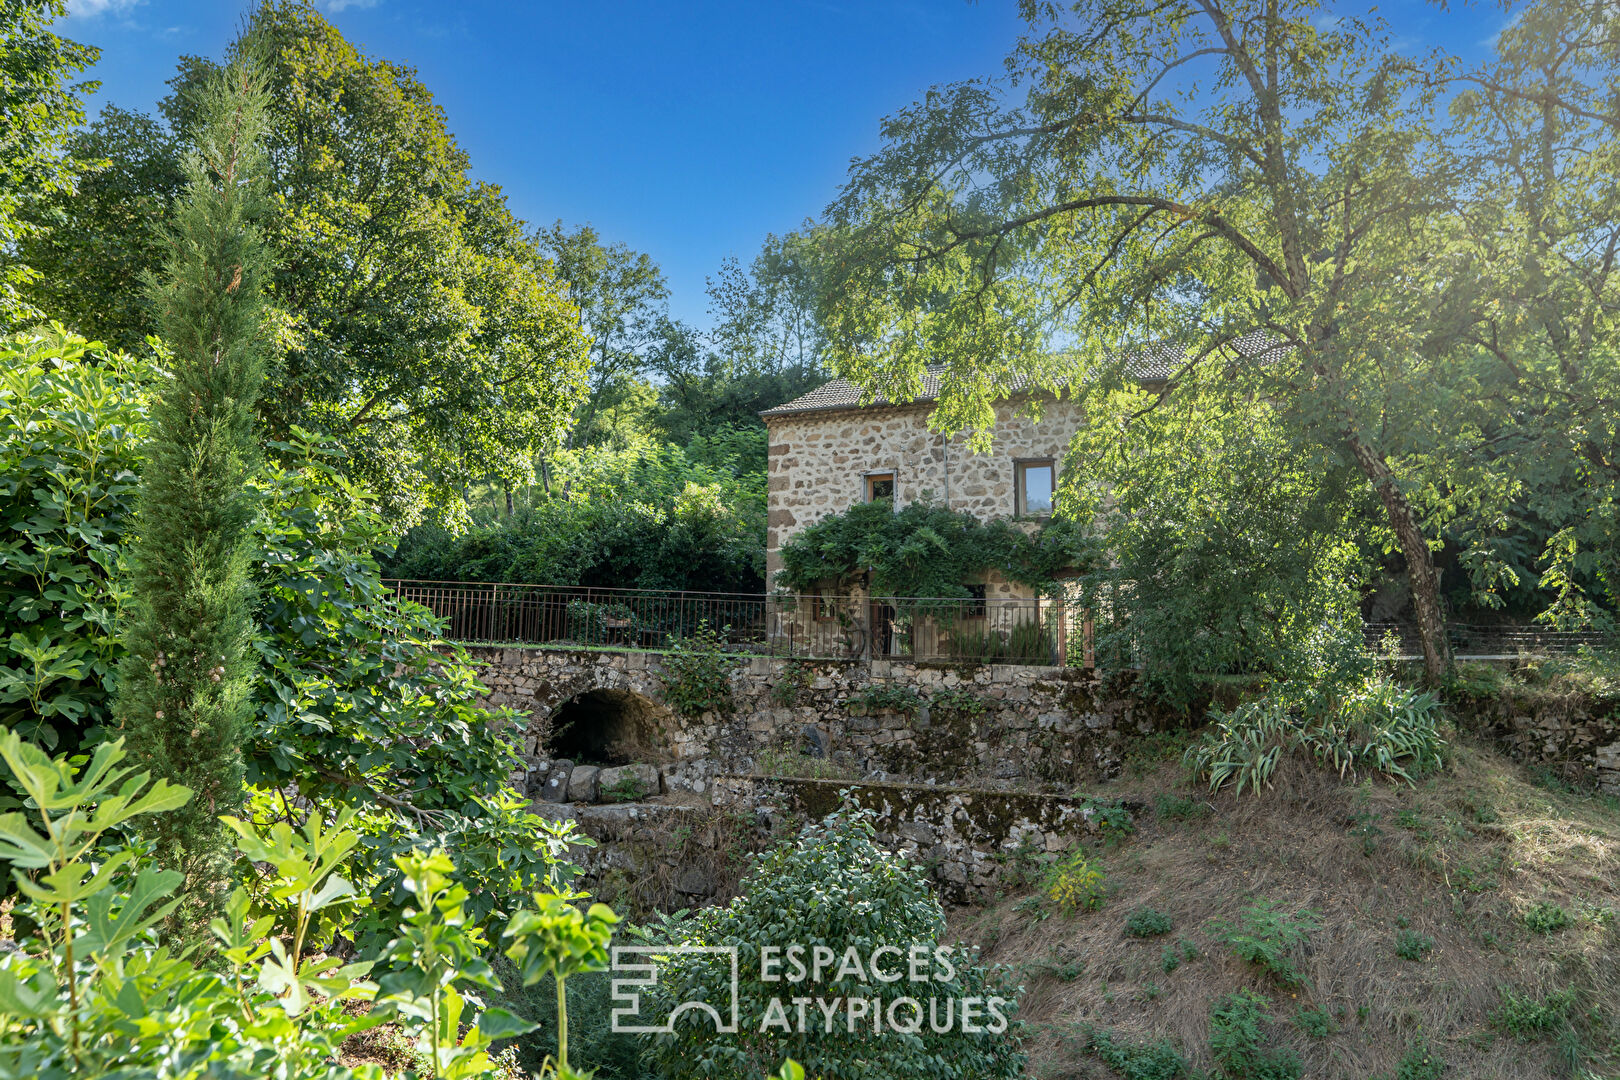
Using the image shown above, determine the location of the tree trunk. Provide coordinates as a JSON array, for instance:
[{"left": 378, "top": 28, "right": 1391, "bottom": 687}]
[{"left": 1345, "top": 433, "right": 1450, "bottom": 682}]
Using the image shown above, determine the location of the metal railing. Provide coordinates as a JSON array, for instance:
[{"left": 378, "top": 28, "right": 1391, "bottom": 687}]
[
  {"left": 382, "top": 580, "right": 1090, "bottom": 665},
  {"left": 1362, "top": 621, "right": 1613, "bottom": 659}
]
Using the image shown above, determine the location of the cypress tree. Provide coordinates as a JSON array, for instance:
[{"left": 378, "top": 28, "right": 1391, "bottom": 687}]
[{"left": 114, "top": 51, "right": 272, "bottom": 910}]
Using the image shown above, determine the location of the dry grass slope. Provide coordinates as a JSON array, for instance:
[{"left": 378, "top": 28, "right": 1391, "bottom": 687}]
[{"left": 953, "top": 737, "right": 1620, "bottom": 1079}]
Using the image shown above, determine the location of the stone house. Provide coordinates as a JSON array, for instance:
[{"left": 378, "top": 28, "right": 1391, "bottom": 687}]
[{"left": 758, "top": 360, "right": 1176, "bottom": 660}]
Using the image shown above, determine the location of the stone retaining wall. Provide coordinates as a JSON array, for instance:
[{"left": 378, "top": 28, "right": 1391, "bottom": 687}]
[
  {"left": 463, "top": 645, "right": 1168, "bottom": 793},
  {"left": 1455, "top": 688, "right": 1620, "bottom": 794},
  {"left": 534, "top": 774, "right": 1130, "bottom": 909}
]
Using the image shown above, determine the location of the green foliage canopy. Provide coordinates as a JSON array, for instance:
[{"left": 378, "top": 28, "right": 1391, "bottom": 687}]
[
  {"left": 775, "top": 497, "right": 1093, "bottom": 600},
  {"left": 0, "top": 0, "right": 97, "bottom": 328}
]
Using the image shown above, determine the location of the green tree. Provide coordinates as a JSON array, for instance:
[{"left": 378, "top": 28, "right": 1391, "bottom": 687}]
[
  {"left": 0, "top": 0, "right": 98, "bottom": 328},
  {"left": 1435, "top": 0, "right": 1620, "bottom": 628},
  {"left": 114, "top": 51, "right": 273, "bottom": 912},
  {"left": 17, "top": 106, "right": 183, "bottom": 350},
  {"left": 818, "top": 0, "right": 1464, "bottom": 680},
  {"left": 536, "top": 220, "right": 671, "bottom": 448},
  {"left": 1069, "top": 375, "right": 1370, "bottom": 703}
]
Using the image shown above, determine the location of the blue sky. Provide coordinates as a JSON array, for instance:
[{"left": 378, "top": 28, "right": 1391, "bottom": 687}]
[{"left": 61, "top": 0, "right": 1500, "bottom": 330}]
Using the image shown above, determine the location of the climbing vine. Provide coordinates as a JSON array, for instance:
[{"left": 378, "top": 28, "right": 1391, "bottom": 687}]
[{"left": 775, "top": 498, "right": 1094, "bottom": 599}]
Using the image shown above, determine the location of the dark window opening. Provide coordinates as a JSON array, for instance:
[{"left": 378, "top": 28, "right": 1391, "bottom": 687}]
[
  {"left": 547, "top": 689, "right": 659, "bottom": 766},
  {"left": 966, "top": 583, "right": 987, "bottom": 617},
  {"left": 866, "top": 473, "right": 895, "bottom": 502}
]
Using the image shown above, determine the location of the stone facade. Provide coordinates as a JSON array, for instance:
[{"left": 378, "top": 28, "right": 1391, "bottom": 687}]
[{"left": 762, "top": 394, "right": 1087, "bottom": 584}]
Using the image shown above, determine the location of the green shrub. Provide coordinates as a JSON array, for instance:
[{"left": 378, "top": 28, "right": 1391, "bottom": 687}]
[
  {"left": 1208, "top": 990, "right": 1302, "bottom": 1080},
  {"left": 1125, "top": 906, "right": 1174, "bottom": 938},
  {"left": 770, "top": 662, "right": 812, "bottom": 706},
  {"left": 1292, "top": 1006, "right": 1333, "bottom": 1038},
  {"left": 1154, "top": 792, "right": 1210, "bottom": 821},
  {"left": 600, "top": 773, "right": 650, "bottom": 803},
  {"left": 1396, "top": 1034, "right": 1446, "bottom": 1080},
  {"left": 1082, "top": 1026, "right": 1189, "bottom": 1080},
  {"left": 0, "top": 331, "right": 149, "bottom": 754},
  {"left": 930, "top": 684, "right": 989, "bottom": 716},
  {"left": 0, "top": 334, "right": 554, "bottom": 943},
  {"left": 1185, "top": 673, "right": 1444, "bottom": 795},
  {"left": 1215, "top": 899, "right": 1320, "bottom": 987},
  {"left": 661, "top": 621, "right": 740, "bottom": 716},
  {"left": 1395, "top": 928, "right": 1435, "bottom": 960},
  {"left": 385, "top": 439, "right": 767, "bottom": 594},
  {"left": 641, "top": 806, "right": 1025, "bottom": 1080},
  {"left": 1523, "top": 901, "right": 1571, "bottom": 934},
  {"left": 774, "top": 496, "right": 1089, "bottom": 599},
  {"left": 849, "top": 682, "right": 926, "bottom": 716},
  {"left": 0, "top": 730, "right": 617, "bottom": 1080},
  {"left": 1161, "top": 938, "right": 1198, "bottom": 973},
  {"left": 1044, "top": 850, "right": 1108, "bottom": 913},
  {"left": 1493, "top": 986, "right": 1577, "bottom": 1040}
]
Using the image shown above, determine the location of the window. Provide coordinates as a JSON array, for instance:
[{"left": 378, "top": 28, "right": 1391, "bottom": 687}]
[
  {"left": 812, "top": 590, "right": 836, "bottom": 622},
  {"left": 1016, "top": 460, "right": 1055, "bottom": 517},
  {"left": 865, "top": 472, "right": 895, "bottom": 502},
  {"left": 965, "top": 583, "right": 987, "bottom": 618}
]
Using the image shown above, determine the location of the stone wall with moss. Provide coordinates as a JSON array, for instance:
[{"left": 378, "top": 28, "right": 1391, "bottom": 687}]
[
  {"left": 461, "top": 645, "right": 1169, "bottom": 795},
  {"left": 1448, "top": 674, "right": 1620, "bottom": 794}
]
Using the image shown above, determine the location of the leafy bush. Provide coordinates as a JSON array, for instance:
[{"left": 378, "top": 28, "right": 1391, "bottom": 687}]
[
  {"left": 641, "top": 807, "right": 1025, "bottom": 1080},
  {"left": 1396, "top": 1035, "right": 1446, "bottom": 1080},
  {"left": 849, "top": 682, "right": 926, "bottom": 716},
  {"left": 1044, "top": 850, "right": 1108, "bottom": 913},
  {"left": 1068, "top": 376, "right": 1369, "bottom": 710},
  {"left": 660, "top": 621, "right": 740, "bottom": 717},
  {"left": 929, "top": 684, "right": 988, "bottom": 717},
  {"left": 0, "top": 336, "right": 566, "bottom": 941},
  {"left": 1125, "top": 906, "right": 1173, "bottom": 937},
  {"left": 1154, "top": 792, "right": 1210, "bottom": 821},
  {"left": 1523, "top": 901, "right": 1571, "bottom": 934},
  {"left": 1395, "top": 928, "right": 1435, "bottom": 961},
  {"left": 1292, "top": 1006, "right": 1333, "bottom": 1038},
  {"left": 1493, "top": 987, "right": 1577, "bottom": 1040},
  {"left": 775, "top": 496, "right": 1092, "bottom": 598},
  {"left": 1161, "top": 938, "right": 1198, "bottom": 973},
  {"left": 0, "top": 731, "right": 619, "bottom": 1080},
  {"left": 1185, "top": 672, "right": 1444, "bottom": 795},
  {"left": 0, "top": 331, "right": 149, "bottom": 751},
  {"left": 770, "top": 662, "right": 812, "bottom": 706},
  {"left": 1082, "top": 1026, "right": 1189, "bottom": 1080},
  {"left": 944, "top": 620, "right": 1058, "bottom": 664},
  {"left": 1214, "top": 899, "right": 1319, "bottom": 987},
  {"left": 248, "top": 446, "right": 564, "bottom": 948},
  {"left": 1208, "top": 991, "right": 1302, "bottom": 1080}
]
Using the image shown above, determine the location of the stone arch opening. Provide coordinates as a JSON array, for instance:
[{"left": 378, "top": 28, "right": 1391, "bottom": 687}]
[{"left": 547, "top": 688, "right": 665, "bottom": 766}]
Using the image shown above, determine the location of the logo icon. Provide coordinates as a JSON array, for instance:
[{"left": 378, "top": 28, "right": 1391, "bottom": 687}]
[{"left": 610, "top": 945, "right": 740, "bottom": 1034}]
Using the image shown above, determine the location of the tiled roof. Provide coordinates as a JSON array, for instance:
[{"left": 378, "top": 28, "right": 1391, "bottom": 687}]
[{"left": 760, "top": 333, "right": 1279, "bottom": 418}]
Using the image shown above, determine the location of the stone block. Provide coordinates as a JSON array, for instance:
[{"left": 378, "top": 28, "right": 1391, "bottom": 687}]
[
  {"left": 675, "top": 868, "right": 714, "bottom": 895},
  {"left": 598, "top": 763, "right": 660, "bottom": 801},
  {"left": 539, "top": 760, "right": 574, "bottom": 803},
  {"left": 567, "top": 765, "right": 601, "bottom": 803}
]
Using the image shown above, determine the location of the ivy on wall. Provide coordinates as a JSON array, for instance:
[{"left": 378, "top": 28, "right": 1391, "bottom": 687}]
[{"left": 775, "top": 498, "right": 1095, "bottom": 598}]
